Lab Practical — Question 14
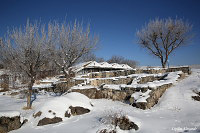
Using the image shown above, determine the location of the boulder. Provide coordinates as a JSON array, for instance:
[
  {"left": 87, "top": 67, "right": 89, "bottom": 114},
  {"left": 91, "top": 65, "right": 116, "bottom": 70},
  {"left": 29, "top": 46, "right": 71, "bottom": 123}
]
[
  {"left": 99, "top": 129, "right": 116, "bottom": 133},
  {"left": 37, "top": 117, "right": 62, "bottom": 126},
  {"left": 64, "top": 111, "right": 71, "bottom": 118},
  {"left": 192, "top": 92, "right": 200, "bottom": 101},
  {"left": 69, "top": 106, "right": 90, "bottom": 116},
  {"left": 65, "top": 106, "right": 90, "bottom": 118},
  {"left": 192, "top": 96, "right": 200, "bottom": 101},
  {"left": 33, "top": 111, "right": 42, "bottom": 118},
  {"left": 112, "top": 116, "right": 139, "bottom": 130},
  {"left": 0, "top": 116, "right": 22, "bottom": 133}
]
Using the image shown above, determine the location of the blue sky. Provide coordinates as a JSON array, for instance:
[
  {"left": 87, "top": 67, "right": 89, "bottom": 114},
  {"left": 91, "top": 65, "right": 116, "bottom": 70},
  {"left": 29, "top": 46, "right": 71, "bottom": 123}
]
[{"left": 0, "top": 0, "right": 200, "bottom": 66}]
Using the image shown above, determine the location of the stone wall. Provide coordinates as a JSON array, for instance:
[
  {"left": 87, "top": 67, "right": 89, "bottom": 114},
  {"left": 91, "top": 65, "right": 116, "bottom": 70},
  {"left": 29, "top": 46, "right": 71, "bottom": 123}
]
[
  {"left": 89, "top": 77, "right": 134, "bottom": 87},
  {"left": 71, "top": 71, "right": 187, "bottom": 110},
  {"left": 35, "top": 66, "right": 190, "bottom": 110},
  {"left": 133, "top": 83, "right": 173, "bottom": 110},
  {"left": 80, "top": 66, "right": 191, "bottom": 79},
  {"left": 85, "top": 70, "right": 135, "bottom": 79},
  {"left": 71, "top": 88, "right": 129, "bottom": 101},
  {"left": 167, "top": 67, "right": 191, "bottom": 74},
  {"left": 36, "top": 79, "right": 85, "bottom": 93}
]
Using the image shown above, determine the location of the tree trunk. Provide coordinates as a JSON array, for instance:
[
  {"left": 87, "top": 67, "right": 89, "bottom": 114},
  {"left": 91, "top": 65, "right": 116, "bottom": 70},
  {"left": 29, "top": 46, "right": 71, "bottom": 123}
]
[
  {"left": 162, "top": 62, "right": 166, "bottom": 68},
  {"left": 161, "top": 59, "right": 168, "bottom": 68},
  {"left": 27, "top": 89, "right": 32, "bottom": 108},
  {"left": 27, "top": 78, "right": 35, "bottom": 109},
  {"left": 61, "top": 67, "right": 69, "bottom": 79},
  {"left": 161, "top": 57, "right": 166, "bottom": 68}
]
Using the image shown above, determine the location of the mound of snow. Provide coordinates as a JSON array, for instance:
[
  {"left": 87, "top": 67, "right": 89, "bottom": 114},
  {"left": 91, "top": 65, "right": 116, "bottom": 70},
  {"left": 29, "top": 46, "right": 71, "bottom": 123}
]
[{"left": 32, "top": 92, "right": 93, "bottom": 121}]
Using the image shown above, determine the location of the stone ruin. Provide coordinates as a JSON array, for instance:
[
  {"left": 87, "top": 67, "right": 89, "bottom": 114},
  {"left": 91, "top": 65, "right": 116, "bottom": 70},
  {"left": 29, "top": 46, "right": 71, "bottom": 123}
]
[
  {"left": 70, "top": 66, "right": 191, "bottom": 110},
  {"left": 32, "top": 66, "right": 191, "bottom": 110}
]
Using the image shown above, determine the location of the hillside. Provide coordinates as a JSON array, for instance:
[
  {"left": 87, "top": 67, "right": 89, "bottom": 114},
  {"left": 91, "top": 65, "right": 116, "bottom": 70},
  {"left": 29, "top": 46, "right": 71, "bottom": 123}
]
[{"left": 0, "top": 69, "right": 199, "bottom": 133}]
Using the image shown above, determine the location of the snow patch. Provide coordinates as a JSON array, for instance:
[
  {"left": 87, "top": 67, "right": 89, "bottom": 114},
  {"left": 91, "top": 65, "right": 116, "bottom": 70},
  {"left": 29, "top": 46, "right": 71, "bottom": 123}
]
[
  {"left": 103, "top": 84, "right": 122, "bottom": 90},
  {"left": 0, "top": 110, "right": 20, "bottom": 118},
  {"left": 131, "top": 89, "right": 152, "bottom": 103}
]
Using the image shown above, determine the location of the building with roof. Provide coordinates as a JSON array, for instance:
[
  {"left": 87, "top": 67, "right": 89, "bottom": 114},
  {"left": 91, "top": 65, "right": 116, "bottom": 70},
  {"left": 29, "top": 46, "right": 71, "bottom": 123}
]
[{"left": 72, "top": 61, "right": 133, "bottom": 75}]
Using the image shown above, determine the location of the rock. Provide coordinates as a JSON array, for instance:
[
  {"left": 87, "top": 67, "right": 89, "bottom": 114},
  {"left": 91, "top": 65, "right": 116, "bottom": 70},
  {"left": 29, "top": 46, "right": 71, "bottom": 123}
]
[
  {"left": 65, "top": 106, "right": 90, "bottom": 118},
  {"left": 192, "top": 96, "right": 200, "bottom": 101},
  {"left": 22, "top": 119, "right": 28, "bottom": 125},
  {"left": 65, "top": 111, "right": 71, "bottom": 118},
  {"left": 112, "top": 116, "right": 139, "bottom": 130},
  {"left": 129, "top": 97, "right": 135, "bottom": 105},
  {"left": 33, "top": 111, "right": 42, "bottom": 118},
  {"left": 37, "top": 117, "right": 62, "bottom": 126},
  {"left": 0, "top": 116, "right": 22, "bottom": 133},
  {"left": 99, "top": 129, "right": 116, "bottom": 133},
  {"left": 192, "top": 91, "right": 200, "bottom": 101},
  {"left": 0, "top": 126, "right": 7, "bottom": 133},
  {"left": 10, "top": 92, "right": 19, "bottom": 96},
  {"left": 69, "top": 106, "right": 90, "bottom": 116},
  {"left": 0, "top": 89, "right": 9, "bottom": 93}
]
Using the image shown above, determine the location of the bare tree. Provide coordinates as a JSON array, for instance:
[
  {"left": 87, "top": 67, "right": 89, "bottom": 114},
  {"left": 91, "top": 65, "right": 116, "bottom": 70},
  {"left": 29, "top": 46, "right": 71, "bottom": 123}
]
[
  {"left": 107, "top": 55, "right": 137, "bottom": 68},
  {"left": 137, "top": 18, "right": 192, "bottom": 68},
  {"left": 49, "top": 21, "right": 98, "bottom": 78},
  {"left": 0, "top": 21, "right": 49, "bottom": 108}
]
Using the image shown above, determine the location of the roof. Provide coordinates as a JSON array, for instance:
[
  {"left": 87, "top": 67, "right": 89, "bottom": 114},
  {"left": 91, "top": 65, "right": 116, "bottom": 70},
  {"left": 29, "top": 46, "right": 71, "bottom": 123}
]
[{"left": 71, "top": 61, "right": 133, "bottom": 73}]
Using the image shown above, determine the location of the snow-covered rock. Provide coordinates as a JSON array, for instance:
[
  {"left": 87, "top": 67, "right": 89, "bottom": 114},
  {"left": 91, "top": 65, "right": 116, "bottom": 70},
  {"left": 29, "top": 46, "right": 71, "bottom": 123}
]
[
  {"left": 31, "top": 92, "right": 93, "bottom": 126},
  {"left": 0, "top": 111, "right": 23, "bottom": 133}
]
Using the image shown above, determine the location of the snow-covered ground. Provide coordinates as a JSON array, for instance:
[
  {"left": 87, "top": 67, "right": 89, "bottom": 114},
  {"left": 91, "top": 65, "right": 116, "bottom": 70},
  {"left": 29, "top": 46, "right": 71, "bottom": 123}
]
[{"left": 0, "top": 69, "right": 200, "bottom": 133}]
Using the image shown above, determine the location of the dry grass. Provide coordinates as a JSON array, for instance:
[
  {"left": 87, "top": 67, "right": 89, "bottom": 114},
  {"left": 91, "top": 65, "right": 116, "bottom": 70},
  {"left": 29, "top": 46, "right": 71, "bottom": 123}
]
[{"left": 22, "top": 106, "right": 33, "bottom": 110}]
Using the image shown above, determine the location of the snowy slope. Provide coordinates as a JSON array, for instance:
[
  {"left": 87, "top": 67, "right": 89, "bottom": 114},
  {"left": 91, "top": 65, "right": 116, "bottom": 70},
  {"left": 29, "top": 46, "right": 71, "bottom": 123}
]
[{"left": 0, "top": 69, "right": 199, "bottom": 133}]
